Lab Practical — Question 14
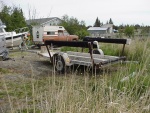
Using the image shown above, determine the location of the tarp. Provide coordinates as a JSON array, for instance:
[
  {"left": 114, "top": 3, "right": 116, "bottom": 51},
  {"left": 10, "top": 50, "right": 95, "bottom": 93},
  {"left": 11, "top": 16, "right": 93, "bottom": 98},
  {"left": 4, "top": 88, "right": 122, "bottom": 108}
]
[{"left": 0, "top": 35, "right": 9, "bottom": 60}]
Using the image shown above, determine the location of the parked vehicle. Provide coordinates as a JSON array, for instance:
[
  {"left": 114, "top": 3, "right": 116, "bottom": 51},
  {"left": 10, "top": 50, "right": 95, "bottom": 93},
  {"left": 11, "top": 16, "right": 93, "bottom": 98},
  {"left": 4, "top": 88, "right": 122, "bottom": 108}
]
[
  {"left": 37, "top": 38, "right": 131, "bottom": 73},
  {"left": 0, "top": 20, "right": 29, "bottom": 49},
  {"left": 32, "top": 25, "right": 78, "bottom": 46}
]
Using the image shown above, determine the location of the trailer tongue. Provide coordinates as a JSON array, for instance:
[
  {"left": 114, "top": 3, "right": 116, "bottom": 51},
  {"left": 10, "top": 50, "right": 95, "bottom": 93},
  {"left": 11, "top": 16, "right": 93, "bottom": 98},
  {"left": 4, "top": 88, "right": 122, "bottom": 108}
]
[{"left": 39, "top": 38, "right": 130, "bottom": 73}]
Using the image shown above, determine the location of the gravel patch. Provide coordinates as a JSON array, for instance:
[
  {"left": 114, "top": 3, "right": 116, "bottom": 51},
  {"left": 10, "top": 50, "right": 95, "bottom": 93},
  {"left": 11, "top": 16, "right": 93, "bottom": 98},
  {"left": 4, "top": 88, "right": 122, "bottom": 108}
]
[{"left": 0, "top": 49, "right": 53, "bottom": 79}]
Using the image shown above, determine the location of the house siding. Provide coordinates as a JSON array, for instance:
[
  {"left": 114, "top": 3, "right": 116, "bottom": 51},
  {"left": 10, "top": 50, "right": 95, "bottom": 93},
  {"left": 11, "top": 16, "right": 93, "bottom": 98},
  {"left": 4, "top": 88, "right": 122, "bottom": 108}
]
[
  {"left": 89, "top": 30, "right": 107, "bottom": 37},
  {"left": 88, "top": 24, "right": 114, "bottom": 38}
]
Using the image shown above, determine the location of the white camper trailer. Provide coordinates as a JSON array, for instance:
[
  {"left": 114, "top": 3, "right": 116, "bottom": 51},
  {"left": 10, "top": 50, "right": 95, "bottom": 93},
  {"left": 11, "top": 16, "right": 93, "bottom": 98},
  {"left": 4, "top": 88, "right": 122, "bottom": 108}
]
[{"left": 32, "top": 25, "right": 78, "bottom": 46}]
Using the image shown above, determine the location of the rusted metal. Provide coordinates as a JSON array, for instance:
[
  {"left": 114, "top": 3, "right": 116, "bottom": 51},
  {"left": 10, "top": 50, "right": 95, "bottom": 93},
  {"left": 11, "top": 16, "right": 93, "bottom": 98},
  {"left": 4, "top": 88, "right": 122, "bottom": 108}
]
[
  {"left": 83, "top": 37, "right": 129, "bottom": 44},
  {"left": 45, "top": 45, "right": 52, "bottom": 63},
  {"left": 44, "top": 40, "right": 97, "bottom": 48},
  {"left": 94, "top": 63, "right": 102, "bottom": 69},
  {"left": 121, "top": 44, "right": 125, "bottom": 56},
  {"left": 88, "top": 42, "right": 94, "bottom": 66}
]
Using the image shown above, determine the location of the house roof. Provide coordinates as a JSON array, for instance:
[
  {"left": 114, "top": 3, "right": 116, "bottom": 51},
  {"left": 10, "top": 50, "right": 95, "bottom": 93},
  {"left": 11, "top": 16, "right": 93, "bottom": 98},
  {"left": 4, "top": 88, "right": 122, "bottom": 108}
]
[
  {"left": 87, "top": 27, "right": 107, "bottom": 31},
  {"left": 26, "top": 17, "right": 61, "bottom": 25},
  {"left": 101, "top": 24, "right": 113, "bottom": 28}
]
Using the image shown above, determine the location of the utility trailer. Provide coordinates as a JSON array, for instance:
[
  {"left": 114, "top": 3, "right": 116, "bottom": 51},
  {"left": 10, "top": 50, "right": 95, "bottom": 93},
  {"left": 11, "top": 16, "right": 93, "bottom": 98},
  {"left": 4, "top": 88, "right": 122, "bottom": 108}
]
[{"left": 38, "top": 38, "right": 131, "bottom": 73}]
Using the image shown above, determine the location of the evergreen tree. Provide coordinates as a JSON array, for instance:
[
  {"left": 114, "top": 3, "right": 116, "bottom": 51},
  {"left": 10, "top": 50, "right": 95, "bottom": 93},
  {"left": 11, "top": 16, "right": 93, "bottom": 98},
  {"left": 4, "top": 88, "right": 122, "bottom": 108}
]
[
  {"left": 93, "top": 17, "right": 100, "bottom": 27},
  {"left": 0, "top": 5, "right": 12, "bottom": 31},
  {"left": 11, "top": 7, "right": 26, "bottom": 30},
  {"left": 0, "top": 4, "right": 26, "bottom": 31},
  {"left": 109, "top": 18, "right": 113, "bottom": 24}
]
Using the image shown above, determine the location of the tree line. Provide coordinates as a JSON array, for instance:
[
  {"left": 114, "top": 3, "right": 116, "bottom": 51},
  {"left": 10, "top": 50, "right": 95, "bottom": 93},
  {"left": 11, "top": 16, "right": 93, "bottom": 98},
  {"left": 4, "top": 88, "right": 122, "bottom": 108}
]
[
  {"left": 0, "top": 4, "right": 26, "bottom": 31},
  {"left": 93, "top": 17, "right": 113, "bottom": 27},
  {"left": 60, "top": 15, "right": 89, "bottom": 39},
  {"left": 93, "top": 17, "right": 150, "bottom": 38},
  {"left": 0, "top": 3, "right": 149, "bottom": 39}
]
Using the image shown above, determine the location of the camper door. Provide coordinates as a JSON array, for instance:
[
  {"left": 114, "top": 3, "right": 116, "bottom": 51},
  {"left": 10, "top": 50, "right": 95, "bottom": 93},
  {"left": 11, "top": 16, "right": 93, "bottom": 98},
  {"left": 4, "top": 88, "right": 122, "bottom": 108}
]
[{"left": 33, "top": 26, "right": 44, "bottom": 42}]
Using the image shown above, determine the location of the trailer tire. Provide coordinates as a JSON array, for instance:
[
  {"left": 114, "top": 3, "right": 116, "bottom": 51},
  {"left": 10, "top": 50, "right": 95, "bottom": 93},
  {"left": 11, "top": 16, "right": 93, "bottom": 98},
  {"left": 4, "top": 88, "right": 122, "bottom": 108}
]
[{"left": 53, "top": 54, "right": 65, "bottom": 73}]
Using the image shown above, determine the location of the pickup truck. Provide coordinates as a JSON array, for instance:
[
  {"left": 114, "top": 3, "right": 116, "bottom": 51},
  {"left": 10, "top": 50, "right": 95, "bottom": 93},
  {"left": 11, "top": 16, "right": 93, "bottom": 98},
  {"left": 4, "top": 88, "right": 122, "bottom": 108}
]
[{"left": 32, "top": 26, "right": 78, "bottom": 45}]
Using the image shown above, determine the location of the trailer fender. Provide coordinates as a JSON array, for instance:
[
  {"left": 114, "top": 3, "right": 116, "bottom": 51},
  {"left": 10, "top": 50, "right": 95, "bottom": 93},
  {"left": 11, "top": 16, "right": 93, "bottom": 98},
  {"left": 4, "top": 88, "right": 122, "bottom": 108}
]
[
  {"left": 52, "top": 52, "right": 71, "bottom": 73},
  {"left": 93, "top": 41, "right": 104, "bottom": 55},
  {"left": 93, "top": 49, "right": 104, "bottom": 55},
  {"left": 61, "top": 53, "right": 71, "bottom": 66},
  {"left": 53, "top": 52, "right": 71, "bottom": 66}
]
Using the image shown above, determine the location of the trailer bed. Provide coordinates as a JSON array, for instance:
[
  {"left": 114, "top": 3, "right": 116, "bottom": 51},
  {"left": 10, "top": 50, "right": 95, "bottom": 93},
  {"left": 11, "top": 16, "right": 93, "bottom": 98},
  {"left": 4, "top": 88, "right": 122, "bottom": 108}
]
[
  {"left": 67, "top": 51, "right": 125, "bottom": 67},
  {"left": 38, "top": 39, "right": 130, "bottom": 72},
  {"left": 37, "top": 50, "right": 125, "bottom": 68}
]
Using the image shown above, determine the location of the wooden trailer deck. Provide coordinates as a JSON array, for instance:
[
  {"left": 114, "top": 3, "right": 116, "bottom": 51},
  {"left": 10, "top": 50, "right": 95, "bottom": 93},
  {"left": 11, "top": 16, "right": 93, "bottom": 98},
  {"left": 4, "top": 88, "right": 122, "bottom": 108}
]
[{"left": 67, "top": 51, "right": 125, "bottom": 67}]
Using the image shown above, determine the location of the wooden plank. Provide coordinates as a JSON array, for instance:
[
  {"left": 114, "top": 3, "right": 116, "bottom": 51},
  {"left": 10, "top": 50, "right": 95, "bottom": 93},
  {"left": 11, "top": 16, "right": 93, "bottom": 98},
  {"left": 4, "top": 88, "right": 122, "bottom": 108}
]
[{"left": 70, "top": 60, "right": 92, "bottom": 66}]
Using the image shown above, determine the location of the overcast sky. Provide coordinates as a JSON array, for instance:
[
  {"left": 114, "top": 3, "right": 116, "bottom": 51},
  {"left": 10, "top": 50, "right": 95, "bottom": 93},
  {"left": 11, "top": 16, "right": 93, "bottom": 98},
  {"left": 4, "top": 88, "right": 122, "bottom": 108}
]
[{"left": 1, "top": 0, "right": 150, "bottom": 26}]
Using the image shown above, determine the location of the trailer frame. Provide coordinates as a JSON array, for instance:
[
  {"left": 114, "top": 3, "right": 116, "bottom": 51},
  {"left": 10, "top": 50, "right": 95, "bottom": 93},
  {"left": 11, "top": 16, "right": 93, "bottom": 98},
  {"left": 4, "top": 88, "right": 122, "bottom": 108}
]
[{"left": 41, "top": 38, "right": 131, "bottom": 73}]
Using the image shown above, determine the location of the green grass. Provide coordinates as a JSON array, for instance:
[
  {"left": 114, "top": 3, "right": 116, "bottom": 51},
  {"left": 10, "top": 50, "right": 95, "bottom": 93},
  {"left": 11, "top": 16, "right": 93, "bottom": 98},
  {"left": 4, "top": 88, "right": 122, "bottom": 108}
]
[
  {"left": 0, "top": 37, "right": 150, "bottom": 113},
  {"left": 0, "top": 68, "right": 10, "bottom": 74},
  {"left": 61, "top": 46, "right": 89, "bottom": 53},
  {"left": 9, "top": 51, "right": 27, "bottom": 57}
]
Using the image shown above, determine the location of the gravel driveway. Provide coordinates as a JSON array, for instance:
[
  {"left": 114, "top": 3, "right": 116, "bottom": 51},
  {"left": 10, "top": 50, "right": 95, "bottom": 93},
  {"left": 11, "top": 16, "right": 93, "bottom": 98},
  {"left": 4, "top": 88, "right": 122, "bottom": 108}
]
[{"left": 0, "top": 49, "right": 54, "bottom": 78}]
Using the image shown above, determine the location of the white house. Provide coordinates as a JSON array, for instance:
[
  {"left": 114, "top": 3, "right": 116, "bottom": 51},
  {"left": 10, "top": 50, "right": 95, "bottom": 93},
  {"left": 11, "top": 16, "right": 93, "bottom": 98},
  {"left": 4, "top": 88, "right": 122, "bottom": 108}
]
[
  {"left": 26, "top": 17, "right": 62, "bottom": 26},
  {"left": 87, "top": 24, "right": 114, "bottom": 38}
]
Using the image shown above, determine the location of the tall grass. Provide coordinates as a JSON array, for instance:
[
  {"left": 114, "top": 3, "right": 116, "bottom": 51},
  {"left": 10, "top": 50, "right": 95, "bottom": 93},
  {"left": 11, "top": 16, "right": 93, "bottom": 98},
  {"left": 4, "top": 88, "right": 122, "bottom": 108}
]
[{"left": 0, "top": 38, "right": 150, "bottom": 113}]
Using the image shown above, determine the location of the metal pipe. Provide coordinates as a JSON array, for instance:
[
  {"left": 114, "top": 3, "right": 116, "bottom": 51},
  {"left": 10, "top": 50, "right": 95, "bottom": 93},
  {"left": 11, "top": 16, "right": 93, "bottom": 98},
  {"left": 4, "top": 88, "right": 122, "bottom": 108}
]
[{"left": 46, "top": 45, "right": 52, "bottom": 63}]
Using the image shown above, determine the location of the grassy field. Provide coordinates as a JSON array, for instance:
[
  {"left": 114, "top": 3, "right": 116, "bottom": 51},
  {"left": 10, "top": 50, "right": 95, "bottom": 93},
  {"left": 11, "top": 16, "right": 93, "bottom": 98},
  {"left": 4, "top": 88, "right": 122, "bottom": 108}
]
[{"left": 0, "top": 38, "right": 150, "bottom": 113}]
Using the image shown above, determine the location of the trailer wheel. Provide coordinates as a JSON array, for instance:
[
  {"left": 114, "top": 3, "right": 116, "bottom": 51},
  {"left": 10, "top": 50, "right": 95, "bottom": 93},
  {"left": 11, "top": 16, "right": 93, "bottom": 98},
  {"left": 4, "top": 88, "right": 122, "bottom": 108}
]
[{"left": 53, "top": 54, "right": 65, "bottom": 73}]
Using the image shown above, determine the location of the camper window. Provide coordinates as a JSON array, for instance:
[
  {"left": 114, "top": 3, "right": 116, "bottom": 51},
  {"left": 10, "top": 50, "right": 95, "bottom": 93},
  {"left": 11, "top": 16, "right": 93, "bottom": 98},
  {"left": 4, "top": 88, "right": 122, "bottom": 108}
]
[
  {"left": 36, "top": 31, "right": 39, "bottom": 38},
  {"left": 47, "top": 32, "right": 55, "bottom": 35}
]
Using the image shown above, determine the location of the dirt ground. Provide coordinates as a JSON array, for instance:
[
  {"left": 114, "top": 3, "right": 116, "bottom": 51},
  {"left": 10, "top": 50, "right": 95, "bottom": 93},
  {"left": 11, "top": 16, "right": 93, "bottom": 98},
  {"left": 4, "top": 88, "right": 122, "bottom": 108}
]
[{"left": 0, "top": 48, "right": 54, "bottom": 78}]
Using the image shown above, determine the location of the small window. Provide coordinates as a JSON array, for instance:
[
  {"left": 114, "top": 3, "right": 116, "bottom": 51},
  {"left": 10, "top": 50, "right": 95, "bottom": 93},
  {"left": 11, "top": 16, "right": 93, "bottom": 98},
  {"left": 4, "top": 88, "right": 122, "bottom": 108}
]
[
  {"left": 64, "top": 31, "right": 69, "bottom": 36},
  {"left": 36, "top": 31, "right": 39, "bottom": 38},
  {"left": 47, "top": 32, "right": 55, "bottom": 35}
]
